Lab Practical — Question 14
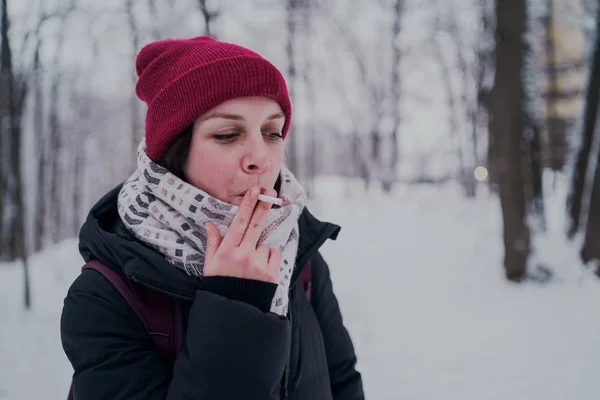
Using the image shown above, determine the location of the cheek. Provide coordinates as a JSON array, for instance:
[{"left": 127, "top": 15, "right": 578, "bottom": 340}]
[
  {"left": 185, "top": 145, "right": 235, "bottom": 189},
  {"left": 269, "top": 144, "right": 284, "bottom": 164},
  {"left": 268, "top": 147, "right": 284, "bottom": 182}
]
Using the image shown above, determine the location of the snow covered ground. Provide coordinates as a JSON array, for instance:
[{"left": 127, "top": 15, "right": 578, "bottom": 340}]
[{"left": 1, "top": 175, "right": 599, "bottom": 400}]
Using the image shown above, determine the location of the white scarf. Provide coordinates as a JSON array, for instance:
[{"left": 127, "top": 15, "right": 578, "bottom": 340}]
[{"left": 117, "top": 141, "right": 306, "bottom": 316}]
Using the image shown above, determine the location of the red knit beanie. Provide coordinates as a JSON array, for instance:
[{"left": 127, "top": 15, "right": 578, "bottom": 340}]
[{"left": 135, "top": 36, "right": 292, "bottom": 162}]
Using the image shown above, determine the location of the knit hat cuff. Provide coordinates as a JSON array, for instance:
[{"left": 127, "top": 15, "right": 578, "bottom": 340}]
[{"left": 143, "top": 56, "right": 292, "bottom": 162}]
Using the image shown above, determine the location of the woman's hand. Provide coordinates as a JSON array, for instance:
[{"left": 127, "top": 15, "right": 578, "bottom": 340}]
[{"left": 204, "top": 186, "right": 282, "bottom": 283}]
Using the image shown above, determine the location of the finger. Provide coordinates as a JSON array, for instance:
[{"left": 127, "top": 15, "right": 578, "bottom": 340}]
[
  {"left": 222, "top": 186, "right": 260, "bottom": 248},
  {"left": 241, "top": 188, "right": 277, "bottom": 248},
  {"left": 267, "top": 248, "right": 283, "bottom": 282},
  {"left": 204, "top": 222, "right": 222, "bottom": 263}
]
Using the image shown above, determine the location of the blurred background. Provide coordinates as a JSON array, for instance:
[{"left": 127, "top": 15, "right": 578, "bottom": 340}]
[{"left": 2, "top": 0, "right": 600, "bottom": 398}]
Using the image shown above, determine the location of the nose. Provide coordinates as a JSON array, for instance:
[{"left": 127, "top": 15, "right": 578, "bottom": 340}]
[{"left": 241, "top": 138, "right": 270, "bottom": 175}]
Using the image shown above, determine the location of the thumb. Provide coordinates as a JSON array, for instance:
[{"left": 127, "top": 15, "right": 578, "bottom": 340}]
[{"left": 205, "top": 222, "right": 222, "bottom": 263}]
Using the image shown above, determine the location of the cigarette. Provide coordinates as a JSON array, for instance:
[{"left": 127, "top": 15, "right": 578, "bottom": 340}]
[{"left": 258, "top": 194, "right": 284, "bottom": 206}]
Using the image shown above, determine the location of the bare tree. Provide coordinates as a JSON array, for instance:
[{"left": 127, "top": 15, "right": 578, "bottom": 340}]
[
  {"left": 328, "top": 10, "right": 391, "bottom": 187},
  {"left": 48, "top": 3, "right": 77, "bottom": 243},
  {"left": 32, "top": 30, "right": 46, "bottom": 251},
  {"left": 382, "top": 0, "right": 404, "bottom": 193},
  {"left": 523, "top": 7, "right": 546, "bottom": 232},
  {"left": 198, "top": 0, "right": 219, "bottom": 37},
  {"left": 567, "top": 2, "right": 600, "bottom": 239},
  {"left": 431, "top": 1, "right": 496, "bottom": 197},
  {"left": 1, "top": 0, "right": 31, "bottom": 307},
  {"left": 125, "top": 0, "right": 143, "bottom": 172},
  {"left": 285, "top": 0, "right": 300, "bottom": 176},
  {"left": 524, "top": 120, "right": 546, "bottom": 231},
  {"left": 433, "top": 2, "right": 466, "bottom": 189},
  {"left": 28, "top": 5, "right": 76, "bottom": 249},
  {"left": 147, "top": 0, "right": 161, "bottom": 39},
  {"left": 489, "top": 0, "right": 531, "bottom": 281},
  {"left": 475, "top": 0, "right": 495, "bottom": 190},
  {"left": 0, "top": 0, "right": 12, "bottom": 261},
  {"left": 579, "top": 5, "right": 600, "bottom": 266},
  {"left": 581, "top": 134, "right": 600, "bottom": 266},
  {"left": 300, "top": 3, "right": 317, "bottom": 196}
]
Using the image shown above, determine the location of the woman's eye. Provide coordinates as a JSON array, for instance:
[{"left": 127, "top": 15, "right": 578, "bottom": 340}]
[
  {"left": 213, "top": 133, "right": 238, "bottom": 142},
  {"left": 266, "top": 133, "right": 284, "bottom": 141}
]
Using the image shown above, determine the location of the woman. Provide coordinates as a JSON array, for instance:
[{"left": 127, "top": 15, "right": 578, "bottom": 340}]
[{"left": 61, "top": 35, "right": 364, "bottom": 400}]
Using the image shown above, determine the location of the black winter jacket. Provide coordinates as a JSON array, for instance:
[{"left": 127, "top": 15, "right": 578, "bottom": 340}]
[{"left": 60, "top": 186, "right": 365, "bottom": 400}]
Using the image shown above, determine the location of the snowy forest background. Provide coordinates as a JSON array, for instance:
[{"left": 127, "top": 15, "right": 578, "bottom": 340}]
[{"left": 2, "top": 0, "right": 600, "bottom": 399}]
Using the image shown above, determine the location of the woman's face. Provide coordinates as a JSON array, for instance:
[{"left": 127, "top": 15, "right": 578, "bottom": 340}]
[{"left": 184, "top": 96, "right": 286, "bottom": 206}]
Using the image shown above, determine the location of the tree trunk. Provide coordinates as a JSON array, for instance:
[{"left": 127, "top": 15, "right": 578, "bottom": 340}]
[
  {"left": 49, "top": 69, "right": 63, "bottom": 242},
  {"left": 0, "top": 142, "right": 5, "bottom": 259},
  {"left": 47, "top": 9, "right": 70, "bottom": 243},
  {"left": 198, "top": 0, "right": 218, "bottom": 37},
  {"left": 0, "top": 0, "right": 14, "bottom": 261},
  {"left": 352, "top": 133, "right": 369, "bottom": 188},
  {"left": 472, "top": 2, "right": 489, "bottom": 196},
  {"left": 489, "top": 0, "right": 530, "bottom": 281},
  {"left": 581, "top": 138, "right": 600, "bottom": 265},
  {"left": 1, "top": 0, "right": 30, "bottom": 307},
  {"left": 451, "top": 2, "right": 481, "bottom": 198},
  {"left": 70, "top": 91, "right": 82, "bottom": 236},
  {"left": 478, "top": 0, "right": 495, "bottom": 192},
  {"left": 13, "top": 101, "right": 30, "bottom": 308},
  {"left": 370, "top": 129, "right": 380, "bottom": 166},
  {"left": 566, "top": 3, "right": 600, "bottom": 239},
  {"left": 383, "top": 0, "right": 404, "bottom": 193},
  {"left": 125, "top": 0, "right": 142, "bottom": 172},
  {"left": 32, "top": 39, "right": 46, "bottom": 252},
  {"left": 147, "top": 0, "right": 160, "bottom": 39},
  {"left": 285, "top": 0, "right": 298, "bottom": 176},
  {"left": 302, "top": 16, "right": 317, "bottom": 197},
  {"left": 434, "top": 3, "right": 466, "bottom": 189},
  {"left": 525, "top": 121, "right": 546, "bottom": 231},
  {"left": 72, "top": 142, "right": 85, "bottom": 236},
  {"left": 581, "top": 7, "right": 600, "bottom": 264},
  {"left": 523, "top": 11, "right": 546, "bottom": 232}
]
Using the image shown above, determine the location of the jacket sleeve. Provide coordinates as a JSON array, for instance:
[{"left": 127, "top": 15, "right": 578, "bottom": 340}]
[
  {"left": 310, "top": 252, "right": 365, "bottom": 400},
  {"left": 61, "top": 269, "right": 291, "bottom": 400}
]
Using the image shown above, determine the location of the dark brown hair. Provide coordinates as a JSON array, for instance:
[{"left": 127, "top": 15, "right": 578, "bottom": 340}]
[{"left": 158, "top": 124, "right": 194, "bottom": 182}]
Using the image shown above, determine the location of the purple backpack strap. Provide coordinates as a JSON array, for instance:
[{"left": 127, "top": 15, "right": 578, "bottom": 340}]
[
  {"left": 298, "top": 260, "right": 312, "bottom": 302},
  {"left": 68, "top": 260, "right": 182, "bottom": 400}
]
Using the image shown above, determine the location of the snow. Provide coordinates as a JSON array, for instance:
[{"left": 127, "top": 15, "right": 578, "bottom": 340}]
[{"left": 1, "top": 175, "right": 599, "bottom": 400}]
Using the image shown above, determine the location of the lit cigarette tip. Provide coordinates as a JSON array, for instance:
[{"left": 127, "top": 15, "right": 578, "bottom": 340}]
[{"left": 258, "top": 194, "right": 284, "bottom": 206}]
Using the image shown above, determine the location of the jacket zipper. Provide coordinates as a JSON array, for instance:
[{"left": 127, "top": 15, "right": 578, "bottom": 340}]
[
  {"left": 280, "top": 286, "right": 294, "bottom": 400},
  {"left": 281, "top": 364, "right": 290, "bottom": 399}
]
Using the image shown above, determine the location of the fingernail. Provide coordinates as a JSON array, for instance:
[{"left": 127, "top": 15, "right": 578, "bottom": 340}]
[{"left": 251, "top": 187, "right": 259, "bottom": 198}]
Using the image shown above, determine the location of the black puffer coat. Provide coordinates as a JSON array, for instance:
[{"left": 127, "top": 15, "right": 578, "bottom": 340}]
[{"left": 60, "top": 185, "right": 365, "bottom": 400}]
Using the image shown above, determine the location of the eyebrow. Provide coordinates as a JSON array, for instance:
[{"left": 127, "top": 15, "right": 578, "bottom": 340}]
[{"left": 203, "top": 112, "right": 285, "bottom": 122}]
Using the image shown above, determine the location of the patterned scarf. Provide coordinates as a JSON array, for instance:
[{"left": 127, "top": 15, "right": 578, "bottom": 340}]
[{"left": 117, "top": 141, "right": 306, "bottom": 316}]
